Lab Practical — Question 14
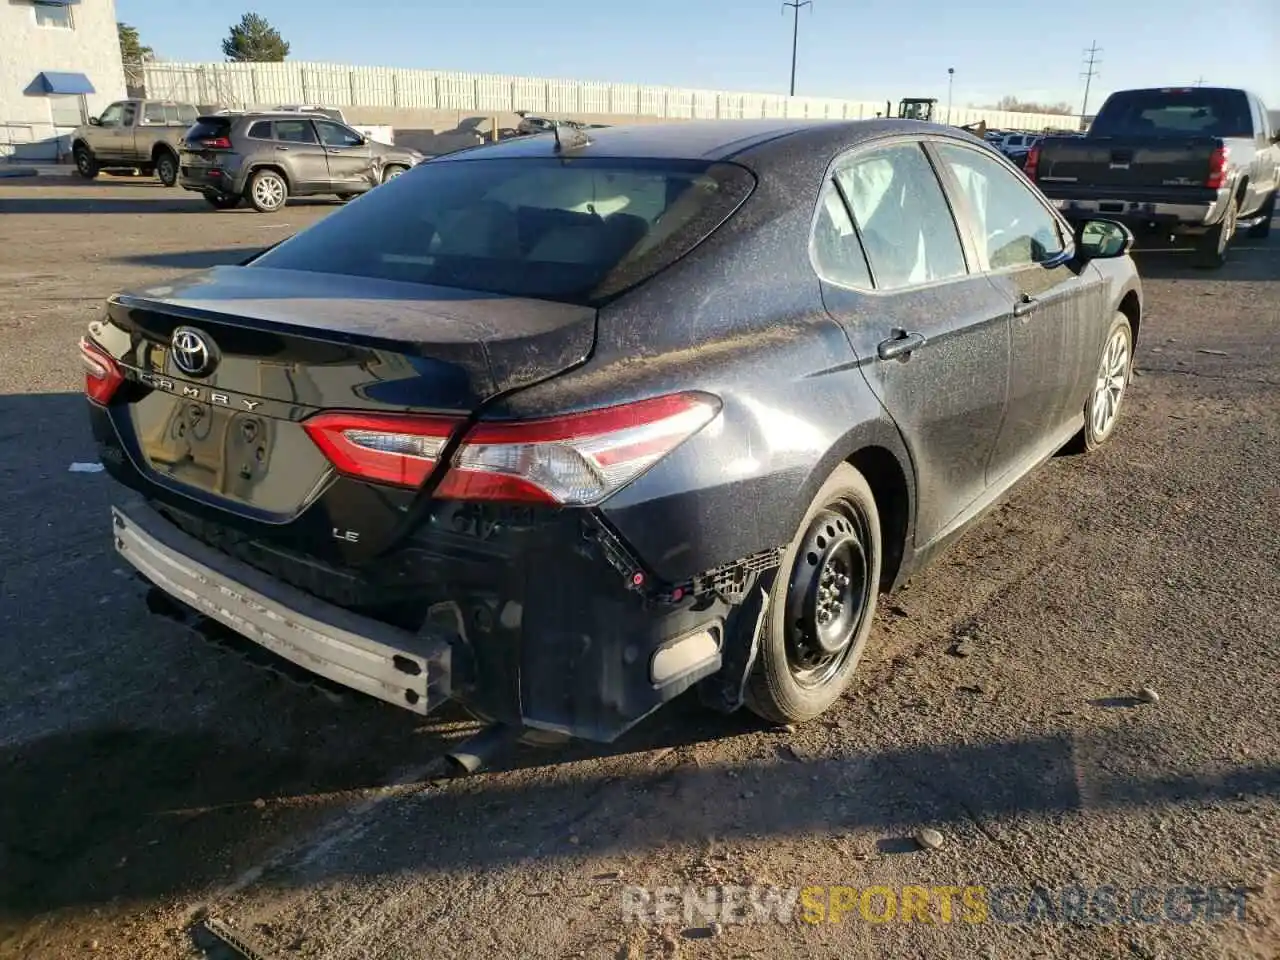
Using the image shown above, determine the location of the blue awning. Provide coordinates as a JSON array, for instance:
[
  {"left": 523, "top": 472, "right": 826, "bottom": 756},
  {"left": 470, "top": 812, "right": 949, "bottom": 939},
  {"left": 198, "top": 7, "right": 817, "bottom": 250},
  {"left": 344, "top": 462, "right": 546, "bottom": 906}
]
[
  {"left": 25, "top": 0, "right": 82, "bottom": 4},
  {"left": 29, "top": 71, "right": 96, "bottom": 95}
]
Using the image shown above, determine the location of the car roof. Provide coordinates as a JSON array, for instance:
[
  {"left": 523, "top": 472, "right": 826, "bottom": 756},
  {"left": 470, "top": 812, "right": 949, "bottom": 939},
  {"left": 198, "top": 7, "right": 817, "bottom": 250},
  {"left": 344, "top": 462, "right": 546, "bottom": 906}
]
[{"left": 437, "top": 118, "right": 981, "bottom": 166}]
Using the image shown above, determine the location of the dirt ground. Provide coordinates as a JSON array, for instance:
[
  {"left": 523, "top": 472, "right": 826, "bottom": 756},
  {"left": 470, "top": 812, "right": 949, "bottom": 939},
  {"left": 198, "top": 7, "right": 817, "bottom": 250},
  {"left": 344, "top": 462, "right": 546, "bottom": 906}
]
[{"left": 0, "top": 179, "right": 1276, "bottom": 960}]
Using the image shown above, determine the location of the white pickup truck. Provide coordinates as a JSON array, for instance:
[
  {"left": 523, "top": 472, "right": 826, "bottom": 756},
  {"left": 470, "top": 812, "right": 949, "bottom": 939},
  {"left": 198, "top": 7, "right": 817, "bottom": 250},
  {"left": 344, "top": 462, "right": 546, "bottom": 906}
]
[{"left": 272, "top": 106, "right": 395, "bottom": 146}]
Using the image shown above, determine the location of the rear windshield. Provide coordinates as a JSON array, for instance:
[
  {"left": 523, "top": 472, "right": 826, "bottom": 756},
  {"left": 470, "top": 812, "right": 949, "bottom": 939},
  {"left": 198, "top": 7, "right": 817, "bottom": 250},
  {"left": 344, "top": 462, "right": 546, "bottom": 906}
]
[
  {"left": 248, "top": 156, "right": 756, "bottom": 305},
  {"left": 184, "top": 118, "right": 231, "bottom": 142},
  {"left": 1091, "top": 89, "right": 1253, "bottom": 138}
]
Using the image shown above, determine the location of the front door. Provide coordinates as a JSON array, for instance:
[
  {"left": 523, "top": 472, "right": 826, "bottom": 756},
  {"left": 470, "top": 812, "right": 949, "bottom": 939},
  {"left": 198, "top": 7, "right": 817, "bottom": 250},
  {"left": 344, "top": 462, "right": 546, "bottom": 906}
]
[
  {"left": 90, "top": 101, "right": 128, "bottom": 159},
  {"left": 270, "top": 118, "right": 330, "bottom": 191},
  {"left": 816, "top": 141, "right": 1012, "bottom": 545},
  {"left": 930, "top": 141, "right": 1105, "bottom": 483},
  {"left": 315, "top": 120, "right": 375, "bottom": 191}
]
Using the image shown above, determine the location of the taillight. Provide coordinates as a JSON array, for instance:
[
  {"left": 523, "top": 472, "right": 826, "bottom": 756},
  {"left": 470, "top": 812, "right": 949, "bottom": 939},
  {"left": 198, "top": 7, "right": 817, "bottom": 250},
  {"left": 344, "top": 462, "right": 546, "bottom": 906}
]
[
  {"left": 1206, "top": 146, "right": 1229, "bottom": 189},
  {"left": 437, "top": 392, "right": 721, "bottom": 506},
  {"left": 1023, "top": 144, "right": 1040, "bottom": 181},
  {"left": 302, "top": 392, "right": 721, "bottom": 505},
  {"left": 79, "top": 337, "right": 124, "bottom": 405},
  {"left": 200, "top": 136, "right": 232, "bottom": 149},
  {"left": 302, "top": 412, "right": 459, "bottom": 488}
]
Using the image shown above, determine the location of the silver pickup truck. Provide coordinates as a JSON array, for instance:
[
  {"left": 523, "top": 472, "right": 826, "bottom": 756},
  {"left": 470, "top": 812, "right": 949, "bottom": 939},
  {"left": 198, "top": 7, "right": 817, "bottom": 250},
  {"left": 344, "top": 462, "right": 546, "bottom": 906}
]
[
  {"left": 71, "top": 99, "right": 199, "bottom": 187},
  {"left": 1029, "top": 87, "right": 1280, "bottom": 268}
]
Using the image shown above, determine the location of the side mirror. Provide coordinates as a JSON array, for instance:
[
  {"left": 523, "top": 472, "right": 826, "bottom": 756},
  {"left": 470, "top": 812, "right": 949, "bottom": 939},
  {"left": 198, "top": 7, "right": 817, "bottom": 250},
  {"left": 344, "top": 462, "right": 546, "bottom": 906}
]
[
  {"left": 88, "top": 117, "right": 102, "bottom": 126},
  {"left": 1271, "top": 131, "right": 1280, "bottom": 144},
  {"left": 1075, "top": 218, "right": 1133, "bottom": 261}
]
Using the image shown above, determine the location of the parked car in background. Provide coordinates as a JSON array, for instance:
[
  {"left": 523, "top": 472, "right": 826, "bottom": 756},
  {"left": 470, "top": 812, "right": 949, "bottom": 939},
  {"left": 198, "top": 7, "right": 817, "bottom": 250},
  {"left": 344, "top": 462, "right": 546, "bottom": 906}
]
[
  {"left": 71, "top": 99, "right": 199, "bottom": 186},
  {"left": 83, "top": 118, "right": 1141, "bottom": 753},
  {"left": 272, "top": 105, "right": 396, "bottom": 146},
  {"left": 178, "top": 111, "right": 425, "bottom": 212},
  {"left": 1029, "top": 86, "right": 1280, "bottom": 267}
]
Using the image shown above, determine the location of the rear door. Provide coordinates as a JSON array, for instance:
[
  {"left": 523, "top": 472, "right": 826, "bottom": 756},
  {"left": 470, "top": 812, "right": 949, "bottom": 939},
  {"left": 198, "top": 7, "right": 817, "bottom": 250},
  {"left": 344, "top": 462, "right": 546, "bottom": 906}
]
[
  {"left": 816, "top": 139, "right": 1012, "bottom": 544},
  {"left": 315, "top": 119, "right": 376, "bottom": 190},
  {"left": 932, "top": 141, "right": 1106, "bottom": 483},
  {"left": 270, "top": 118, "right": 330, "bottom": 190}
]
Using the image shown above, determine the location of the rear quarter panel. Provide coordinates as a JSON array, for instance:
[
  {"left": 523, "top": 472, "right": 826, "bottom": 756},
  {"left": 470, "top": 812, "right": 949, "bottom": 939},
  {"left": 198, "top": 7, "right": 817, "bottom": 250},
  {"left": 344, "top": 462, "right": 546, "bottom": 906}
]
[{"left": 481, "top": 153, "right": 914, "bottom": 584}]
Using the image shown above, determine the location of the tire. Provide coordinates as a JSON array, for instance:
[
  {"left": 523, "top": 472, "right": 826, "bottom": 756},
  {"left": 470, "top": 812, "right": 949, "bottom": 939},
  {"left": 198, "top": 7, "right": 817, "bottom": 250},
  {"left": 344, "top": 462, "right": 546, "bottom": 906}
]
[
  {"left": 246, "top": 168, "right": 288, "bottom": 213},
  {"left": 1246, "top": 191, "right": 1275, "bottom": 239},
  {"left": 335, "top": 193, "right": 357, "bottom": 201},
  {"left": 155, "top": 152, "right": 179, "bottom": 187},
  {"left": 744, "top": 463, "right": 882, "bottom": 725},
  {"left": 1193, "top": 193, "right": 1238, "bottom": 268},
  {"left": 73, "top": 144, "right": 99, "bottom": 179},
  {"left": 381, "top": 164, "right": 407, "bottom": 184},
  {"left": 1065, "top": 312, "right": 1134, "bottom": 454},
  {"left": 203, "top": 192, "right": 241, "bottom": 210}
]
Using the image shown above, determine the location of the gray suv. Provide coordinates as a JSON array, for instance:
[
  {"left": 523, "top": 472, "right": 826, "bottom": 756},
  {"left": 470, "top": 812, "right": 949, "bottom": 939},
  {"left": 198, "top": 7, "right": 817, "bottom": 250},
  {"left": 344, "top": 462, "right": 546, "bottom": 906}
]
[{"left": 178, "top": 112, "right": 424, "bottom": 212}]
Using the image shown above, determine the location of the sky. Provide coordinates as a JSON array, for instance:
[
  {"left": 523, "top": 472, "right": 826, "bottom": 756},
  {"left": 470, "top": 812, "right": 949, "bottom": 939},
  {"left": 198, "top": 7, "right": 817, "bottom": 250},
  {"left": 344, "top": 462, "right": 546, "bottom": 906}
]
[{"left": 116, "top": 0, "right": 1280, "bottom": 112}]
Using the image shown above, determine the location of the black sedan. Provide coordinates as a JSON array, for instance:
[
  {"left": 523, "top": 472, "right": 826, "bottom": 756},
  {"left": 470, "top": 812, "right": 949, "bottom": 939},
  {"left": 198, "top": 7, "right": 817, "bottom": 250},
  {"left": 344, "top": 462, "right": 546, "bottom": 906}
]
[{"left": 83, "top": 118, "right": 1142, "bottom": 754}]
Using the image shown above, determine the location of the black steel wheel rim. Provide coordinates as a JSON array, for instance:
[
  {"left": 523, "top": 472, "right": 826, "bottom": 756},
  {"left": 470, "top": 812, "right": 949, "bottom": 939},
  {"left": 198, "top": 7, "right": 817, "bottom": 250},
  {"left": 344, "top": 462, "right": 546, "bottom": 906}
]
[{"left": 784, "top": 501, "right": 873, "bottom": 688}]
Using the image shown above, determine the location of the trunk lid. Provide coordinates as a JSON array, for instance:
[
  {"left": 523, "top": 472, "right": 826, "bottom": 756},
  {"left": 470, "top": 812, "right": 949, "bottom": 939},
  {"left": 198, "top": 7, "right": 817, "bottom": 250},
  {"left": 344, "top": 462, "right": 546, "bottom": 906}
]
[
  {"left": 100, "top": 265, "right": 595, "bottom": 528},
  {"left": 1036, "top": 135, "right": 1222, "bottom": 188}
]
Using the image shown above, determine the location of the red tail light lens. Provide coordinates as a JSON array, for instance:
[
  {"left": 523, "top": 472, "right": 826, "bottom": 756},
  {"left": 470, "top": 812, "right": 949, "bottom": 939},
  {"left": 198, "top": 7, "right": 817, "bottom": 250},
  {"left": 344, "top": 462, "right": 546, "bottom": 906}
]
[
  {"left": 437, "top": 392, "right": 721, "bottom": 505},
  {"left": 1205, "top": 146, "right": 1229, "bottom": 189},
  {"left": 79, "top": 337, "right": 124, "bottom": 405},
  {"left": 302, "top": 393, "right": 721, "bottom": 504},
  {"left": 1023, "top": 144, "right": 1040, "bottom": 181},
  {"left": 201, "top": 136, "right": 233, "bottom": 149},
  {"left": 302, "top": 412, "right": 459, "bottom": 488}
]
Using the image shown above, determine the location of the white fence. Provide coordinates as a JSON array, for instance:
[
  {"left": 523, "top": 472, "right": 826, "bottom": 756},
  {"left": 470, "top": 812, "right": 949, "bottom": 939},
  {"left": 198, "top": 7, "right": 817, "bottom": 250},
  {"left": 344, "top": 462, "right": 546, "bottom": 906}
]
[{"left": 142, "top": 61, "right": 1075, "bottom": 132}]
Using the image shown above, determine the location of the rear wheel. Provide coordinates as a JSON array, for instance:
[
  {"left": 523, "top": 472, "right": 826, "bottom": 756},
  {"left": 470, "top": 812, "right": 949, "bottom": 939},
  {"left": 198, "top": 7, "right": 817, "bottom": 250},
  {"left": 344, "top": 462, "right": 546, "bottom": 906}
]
[
  {"left": 381, "top": 164, "right": 407, "bottom": 184},
  {"left": 745, "top": 463, "right": 881, "bottom": 725},
  {"left": 155, "top": 152, "right": 179, "bottom": 187},
  {"left": 73, "top": 144, "right": 98, "bottom": 179},
  {"left": 1246, "top": 191, "right": 1275, "bottom": 239},
  {"left": 1193, "top": 194, "right": 1238, "bottom": 268},
  {"left": 247, "top": 169, "right": 288, "bottom": 212},
  {"left": 336, "top": 192, "right": 357, "bottom": 201}
]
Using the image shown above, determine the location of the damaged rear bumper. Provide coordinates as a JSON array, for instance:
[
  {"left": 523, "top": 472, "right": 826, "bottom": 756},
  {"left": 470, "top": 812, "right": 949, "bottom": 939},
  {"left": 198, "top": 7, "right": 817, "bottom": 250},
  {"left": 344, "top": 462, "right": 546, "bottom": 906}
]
[{"left": 112, "top": 500, "right": 452, "bottom": 714}]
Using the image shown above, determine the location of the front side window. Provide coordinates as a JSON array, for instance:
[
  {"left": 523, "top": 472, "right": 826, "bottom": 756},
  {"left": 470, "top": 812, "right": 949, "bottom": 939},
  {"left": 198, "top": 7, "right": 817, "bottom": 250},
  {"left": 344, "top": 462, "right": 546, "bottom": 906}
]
[
  {"left": 934, "top": 143, "right": 1065, "bottom": 270},
  {"left": 811, "top": 180, "right": 871, "bottom": 288},
  {"left": 250, "top": 156, "right": 756, "bottom": 305},
  {"left": 33, "top": 2, "right": 73, "bottom": 28},
  {"left": 833, "top": 143, "right": 968, "bottom": 290},
  {"left": 275, "top": 119, "right": 318, "bottom": 144},
  {"left": 316, "top": 121, "right": 364, "bottom": 148},
  {"left": 98, "top": 103, "right": 126, "bottom": 127}
]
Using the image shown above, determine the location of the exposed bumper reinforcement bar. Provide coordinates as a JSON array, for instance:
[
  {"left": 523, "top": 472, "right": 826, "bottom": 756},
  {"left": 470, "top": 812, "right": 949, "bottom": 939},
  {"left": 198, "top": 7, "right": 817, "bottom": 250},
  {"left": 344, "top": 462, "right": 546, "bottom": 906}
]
[{"left": 112, "top": 500, "right": 452, "bottom": 715}]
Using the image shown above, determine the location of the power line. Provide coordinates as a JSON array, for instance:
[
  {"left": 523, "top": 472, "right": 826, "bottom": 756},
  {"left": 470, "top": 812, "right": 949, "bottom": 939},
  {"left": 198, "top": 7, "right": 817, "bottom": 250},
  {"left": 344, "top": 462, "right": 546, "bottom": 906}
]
[
  {"left": 782, "top": 1, "right": 812, "bottom": 97},
  {"left": 1080, "top": 41, "right": 1102, "bottom": 121}
]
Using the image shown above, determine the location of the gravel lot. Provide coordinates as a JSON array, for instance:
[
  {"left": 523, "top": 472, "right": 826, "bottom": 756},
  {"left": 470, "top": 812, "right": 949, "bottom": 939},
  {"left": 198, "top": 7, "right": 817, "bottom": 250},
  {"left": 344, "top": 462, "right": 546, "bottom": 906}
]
[{"left": 0, "top": 179, "right": 1276, "bottom": 960}]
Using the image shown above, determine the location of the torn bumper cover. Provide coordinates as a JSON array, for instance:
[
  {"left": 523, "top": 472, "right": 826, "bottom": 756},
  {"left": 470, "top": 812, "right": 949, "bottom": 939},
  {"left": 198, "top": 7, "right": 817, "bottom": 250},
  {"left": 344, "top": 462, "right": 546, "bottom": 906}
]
[{"left": 112, "top": 500, "right": 452, "bottom": 714}]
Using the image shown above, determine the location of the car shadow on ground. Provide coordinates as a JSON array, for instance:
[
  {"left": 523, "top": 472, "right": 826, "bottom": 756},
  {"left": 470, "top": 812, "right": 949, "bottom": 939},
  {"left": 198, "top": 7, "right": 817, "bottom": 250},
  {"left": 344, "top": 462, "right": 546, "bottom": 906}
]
[{"left": 0, "top": 193, "right": 342, "bottom": 216}]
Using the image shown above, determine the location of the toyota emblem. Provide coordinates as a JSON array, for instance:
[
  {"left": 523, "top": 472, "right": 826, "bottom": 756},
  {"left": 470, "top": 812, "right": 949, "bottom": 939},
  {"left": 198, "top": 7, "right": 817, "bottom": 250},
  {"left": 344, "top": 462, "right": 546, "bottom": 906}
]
[{"left": 170, "top": 326, "right": 217, "bottom": 377}]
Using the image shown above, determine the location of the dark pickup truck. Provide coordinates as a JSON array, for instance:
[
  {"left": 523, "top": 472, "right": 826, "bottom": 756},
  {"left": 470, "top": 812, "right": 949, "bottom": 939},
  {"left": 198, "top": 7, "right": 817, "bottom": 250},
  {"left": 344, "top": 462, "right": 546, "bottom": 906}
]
[{"left": 1027, "top": 87, "right": 1280, "bottom": 267}]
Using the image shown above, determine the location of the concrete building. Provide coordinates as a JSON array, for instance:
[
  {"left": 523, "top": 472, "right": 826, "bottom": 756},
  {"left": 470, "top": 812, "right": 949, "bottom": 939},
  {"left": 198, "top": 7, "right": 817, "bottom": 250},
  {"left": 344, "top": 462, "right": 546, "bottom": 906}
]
[{"left": 1, "top": 0, "right": 127, "bottom": 161}]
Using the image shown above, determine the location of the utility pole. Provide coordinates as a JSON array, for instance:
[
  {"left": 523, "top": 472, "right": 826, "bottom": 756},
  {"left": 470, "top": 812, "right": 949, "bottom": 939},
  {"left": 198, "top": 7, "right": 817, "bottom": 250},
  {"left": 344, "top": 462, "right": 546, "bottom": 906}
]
[
  {"left": 947, "top": 67, "right": 955, "bottom": 124},
  {"left": 1079, "top": 41, "right": 1102, "bottom": 125},
  {"left": 782, "top": 0, "right": 812, "bottom": 97}
]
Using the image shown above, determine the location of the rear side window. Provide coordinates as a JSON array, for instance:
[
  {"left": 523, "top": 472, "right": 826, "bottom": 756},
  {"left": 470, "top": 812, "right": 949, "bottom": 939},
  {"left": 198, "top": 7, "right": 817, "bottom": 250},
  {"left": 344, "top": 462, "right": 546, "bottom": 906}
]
[
  {"left": 811, "top": 181, "right": 871, "bottom": 288},
  {"left": 275, "top": 119, "right": 318, "bottom": 144},
  {"left": 143, "top": 103, "right": 166, "bottom": 124},
  {"left": 169, "top": 103, "right": 198, "bottom": 124},
  {"left": 248, "top": 120, "right": 274, "bottom": 140},
  {"left": 1091, "top": 89, "right": 1253, "bottom": 138},
  {"left": 834, "top": 144, "right": 967, "bottom": 290},
  {"left": 184, "top": 118, "right": 230, "bottom": 142},
  {"left": 249, "top": 156, "right": 756, "bottom": 305}
]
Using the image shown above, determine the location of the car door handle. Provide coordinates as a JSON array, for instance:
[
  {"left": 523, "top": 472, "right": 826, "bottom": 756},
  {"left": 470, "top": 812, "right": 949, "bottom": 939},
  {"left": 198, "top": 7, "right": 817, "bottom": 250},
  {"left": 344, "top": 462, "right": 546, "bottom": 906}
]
[
  {"left": 877, "top": 330, "right": 927, "bottom": 361},
  {"left": 1013, "top": 294, "right": 1038, "bottom": 318},
  {"left": 275, "top": 146, "right": 290, "bottom": 152}
]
